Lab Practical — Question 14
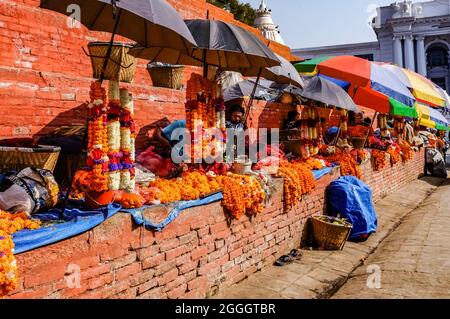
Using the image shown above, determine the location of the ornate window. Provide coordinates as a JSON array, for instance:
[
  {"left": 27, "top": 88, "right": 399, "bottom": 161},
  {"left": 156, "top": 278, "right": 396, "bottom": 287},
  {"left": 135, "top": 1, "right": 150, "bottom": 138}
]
[{"left": 427, "top": 46, "right": 448, "bottom": 68}]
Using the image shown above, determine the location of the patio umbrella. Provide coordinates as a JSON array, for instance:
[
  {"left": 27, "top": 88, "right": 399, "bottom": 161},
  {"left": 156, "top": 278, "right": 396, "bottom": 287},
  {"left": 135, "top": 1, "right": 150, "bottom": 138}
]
[
  {"left": 295, "top": 56, "right": 417, "bottom": 117},
  {"left": 379, "top": 64, "right": 446, "bottom": 108},
  {"left": 40, "top": 0, "right": 197, "bottom": 81},
  {"left": 293, "top": 75, "right": 359, "bottom": 112}
]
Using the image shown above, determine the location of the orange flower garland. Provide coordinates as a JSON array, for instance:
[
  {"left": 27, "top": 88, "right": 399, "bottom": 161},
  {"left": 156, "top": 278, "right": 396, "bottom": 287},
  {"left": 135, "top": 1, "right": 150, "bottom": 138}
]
[
  {"left": 276, "top": 161, "right": 316, "bottom": 210},
  {"left": 398, "top": 140, "right": 414, "bottom": 162},
  {"left": 371, "top": 149, "right": 387, "bottom": 171},
  {"left": 0, "top": 211, "right": 41, "bottom": 297},
  {"left": 387, "top": 147, "right": 401, "bottom": 166}
]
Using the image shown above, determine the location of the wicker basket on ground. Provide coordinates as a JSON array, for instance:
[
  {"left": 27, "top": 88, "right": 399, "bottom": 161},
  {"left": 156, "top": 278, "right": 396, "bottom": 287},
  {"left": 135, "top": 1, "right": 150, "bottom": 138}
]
[
  {"left": 310, "top": 215, "right": 353, "bottom": 250},
  {"left": 87, "top": 42, "right": 137, "bottom": 83},
  {"left": 147, "top": 64, "right": 184, "bottom": 90},
  {"left": 0, "top": 145, "right": 61, "bottom": 173}
]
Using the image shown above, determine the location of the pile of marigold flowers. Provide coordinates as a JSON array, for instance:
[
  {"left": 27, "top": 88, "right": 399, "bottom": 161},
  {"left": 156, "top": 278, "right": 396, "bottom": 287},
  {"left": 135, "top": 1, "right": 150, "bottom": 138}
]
[
  {"left": 303, "top": 158, "right": 326, "bottom": 170},
  {"left": 139, "top": 171, "right": 265, "bottom": 220},
  {"left": 0, "top": 211, "right": 41, "bottom": 298},
  {"left": 371, "top": 149, "right": 387, "bottom": 171},
  {"left": 276, "top": 161, "right": 316, "bottom": 211}
]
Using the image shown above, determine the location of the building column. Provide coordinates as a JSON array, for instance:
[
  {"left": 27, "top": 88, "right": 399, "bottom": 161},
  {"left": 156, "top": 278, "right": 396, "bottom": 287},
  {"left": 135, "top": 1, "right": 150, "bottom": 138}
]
[
  {"left": 393, "top": 36, "right": 404, "bottom": 67},
  {"left": 404, "top": 35, "right": 416, "bottom": 71},
  {"left": 416, "top": 36, "right": 427, "bottom": 76}
]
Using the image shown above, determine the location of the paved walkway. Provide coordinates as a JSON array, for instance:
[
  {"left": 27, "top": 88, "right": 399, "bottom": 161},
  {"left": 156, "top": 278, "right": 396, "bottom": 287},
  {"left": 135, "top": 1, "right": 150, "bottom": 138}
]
[
  {"left": 333, "top": 178, "right": 450, "bottom": 299},
  {"left": 213, "top": 176, "right": 446, "bottom": 299}
]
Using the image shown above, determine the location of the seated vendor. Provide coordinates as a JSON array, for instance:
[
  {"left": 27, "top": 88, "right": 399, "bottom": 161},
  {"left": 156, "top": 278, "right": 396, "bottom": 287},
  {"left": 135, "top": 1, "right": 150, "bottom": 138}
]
[
  {"left": 324, "top": 126, "right": 339, "bottom": 144},
  {"left": 283, "top": 111, "right": 301, "bottom": 130},
  {"left": 226, "top": 105, "right": 245, "bottom": 131},
  {"left": 152, "top": 119, "right": 187, "bottom": 158}
]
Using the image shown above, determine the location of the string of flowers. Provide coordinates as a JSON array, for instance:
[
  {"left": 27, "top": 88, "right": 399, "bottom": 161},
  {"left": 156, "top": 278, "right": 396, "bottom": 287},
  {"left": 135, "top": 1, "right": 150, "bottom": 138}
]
[
  {"left": 0, "top": 211, "right": 41, "bottom": 298},
  {"left": 107, "top": 80, "right": 122, "bottom": 191},
  {"left": 85, "top": 81, "right": 109, "bottom": 192},
  {"left": 119, "top": 88, "right": 136, "bottom": 193}
]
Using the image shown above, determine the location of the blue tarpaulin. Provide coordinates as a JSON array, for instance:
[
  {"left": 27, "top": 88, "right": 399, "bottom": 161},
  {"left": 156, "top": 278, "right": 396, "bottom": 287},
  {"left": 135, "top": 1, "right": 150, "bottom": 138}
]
[
  {"left": 312, "top": 167, "right": 333, "bottom": 180},
  {"left": 326, "top": 176, "right": 377, "bottom": 239},
  {"left": 13, "top": 193, "right": 223, "bottom": 254},
  {"left": 12, "top": 167, "right": 333, "bottom": 255}
]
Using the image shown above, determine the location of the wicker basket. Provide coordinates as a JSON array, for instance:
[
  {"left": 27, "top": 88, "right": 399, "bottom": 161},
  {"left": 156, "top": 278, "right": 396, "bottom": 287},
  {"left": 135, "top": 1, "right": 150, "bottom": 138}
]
[
  {"left": 147, "top": 64, "right": 184, "bottom": 89},
  {"left": 310, "top": 216, "right": 353, "bottom": 250},
  {"left": 88, "top": 42, "right": 137, "bottom": 83},
  {"left": 351, "top": 137, "right": 366, "bottom": 150},
  {"left": 0, "top": 145, "right": 61, "bottom": 173}
]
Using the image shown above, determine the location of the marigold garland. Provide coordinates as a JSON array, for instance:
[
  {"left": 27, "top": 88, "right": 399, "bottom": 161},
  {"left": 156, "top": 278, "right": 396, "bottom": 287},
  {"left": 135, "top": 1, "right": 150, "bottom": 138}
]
[
  {"left": 372, "top": 149, "right": 387, "bottom": 171},
  {"left": 276, "top": 161, "right": 316, "bottom": 211},
  {"left": 398, "top": 140, "right": 414, "bottom": 162},
  {"left": 387, "top": 146, "right": 401, "bottom": 166},
  {"left": 0, "top": 211, "right": 41, "bottom": 298}
]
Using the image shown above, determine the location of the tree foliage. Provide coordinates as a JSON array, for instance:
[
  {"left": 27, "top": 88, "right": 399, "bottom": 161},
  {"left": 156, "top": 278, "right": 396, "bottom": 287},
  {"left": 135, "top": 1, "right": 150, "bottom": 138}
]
[{"left": 206, "top": 0, "right": 257, "bottom": 26}]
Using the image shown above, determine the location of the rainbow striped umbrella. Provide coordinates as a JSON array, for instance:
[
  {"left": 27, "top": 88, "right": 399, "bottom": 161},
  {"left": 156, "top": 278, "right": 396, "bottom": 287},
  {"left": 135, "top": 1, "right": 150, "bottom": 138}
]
[
  {"left": 379, "top": 64, "right": 446, "bottom": 108},
  {"left": 417, "top": 104, "right": 449, "bottom": 131},
  {"left": 295, "top": 56, "right": 417, "bottom": 117}
]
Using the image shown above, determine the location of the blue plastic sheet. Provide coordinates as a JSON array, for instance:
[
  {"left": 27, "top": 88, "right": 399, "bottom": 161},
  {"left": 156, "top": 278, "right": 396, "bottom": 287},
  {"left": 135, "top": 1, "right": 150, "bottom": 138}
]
[
  {"left": 12, "top": 193, "right": 223, "bottom": 254},
  {"left": 123, "top": 192, "right": 223, "bottom": 232},
  {"left": 326, "top": 176, "right": 378, "bottom": 239},
  {"left": 312, "top": 167, "right": 333, "bottom": 180},
  {"left": 12, "top": 203, "right": 122, "bottom": 254},
  {"left": 12, "top": 168, "right": 329, "bottom": 255}
]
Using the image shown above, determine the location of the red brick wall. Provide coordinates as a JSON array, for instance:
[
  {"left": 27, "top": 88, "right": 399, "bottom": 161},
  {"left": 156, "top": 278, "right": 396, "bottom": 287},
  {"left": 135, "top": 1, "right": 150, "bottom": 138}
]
[
  {"left": 361, "top": 148, "right": 425, "bottom": 202},
  {"left": 7, "top": 150, "right": 425, "bottom": 299},
  {"left": 0, "top": 0, "right": 294, "bottom": 141}
]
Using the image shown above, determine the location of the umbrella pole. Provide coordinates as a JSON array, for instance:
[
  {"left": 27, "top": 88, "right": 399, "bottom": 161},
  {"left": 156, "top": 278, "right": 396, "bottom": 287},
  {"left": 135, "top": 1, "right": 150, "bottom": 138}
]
[
  {"left": 244, "top": 68, "right": 262, "bottom": 127},
  {"left": 363, "top": 111, "right": 378, "bottom": 148},
  {"left": 99, "top": 9, "right": 122, "bottom": 83}
]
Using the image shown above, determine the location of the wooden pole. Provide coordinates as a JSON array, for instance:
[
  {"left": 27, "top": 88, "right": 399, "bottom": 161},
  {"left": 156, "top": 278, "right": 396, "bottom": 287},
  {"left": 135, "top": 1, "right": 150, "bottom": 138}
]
[{"left": 243, "top": 68, "right": 262, "bottom": 128}]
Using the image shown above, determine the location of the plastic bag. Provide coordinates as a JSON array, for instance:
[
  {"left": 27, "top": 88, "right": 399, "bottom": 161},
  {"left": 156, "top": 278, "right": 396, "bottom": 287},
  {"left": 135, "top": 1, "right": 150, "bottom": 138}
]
[{"left": 0, "top": 167, "right": 59, "bottom": 214}]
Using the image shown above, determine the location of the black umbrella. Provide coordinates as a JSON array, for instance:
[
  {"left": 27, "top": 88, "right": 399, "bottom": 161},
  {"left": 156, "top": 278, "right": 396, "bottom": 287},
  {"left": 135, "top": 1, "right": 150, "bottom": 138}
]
[
  {"left": 293, "top": 75, "right": 360, "bottom": 112},
  {"left": 232, "top": 54, "right": 304, "bottom": 88},
  {"left": 40, "top": 0, "right": 197, "bottom": 82},
  {"left": 223, "top": 79, "right": 276, "bottom": 102},
  {"left": 184, "top": 19, "right": 280, "bottom": 77}
]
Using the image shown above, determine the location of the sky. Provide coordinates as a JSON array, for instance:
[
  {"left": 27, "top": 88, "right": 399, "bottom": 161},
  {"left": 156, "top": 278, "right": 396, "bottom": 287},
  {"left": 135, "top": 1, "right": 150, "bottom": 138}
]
[{"left": 244, "top": 0, "right": 424, "bottom": 49}]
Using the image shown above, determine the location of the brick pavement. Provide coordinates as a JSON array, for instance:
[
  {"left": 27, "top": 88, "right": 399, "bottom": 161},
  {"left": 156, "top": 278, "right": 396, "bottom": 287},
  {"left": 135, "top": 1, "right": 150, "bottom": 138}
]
[{"left": 213, "top": 176, "right": 447, "bottom": 299}]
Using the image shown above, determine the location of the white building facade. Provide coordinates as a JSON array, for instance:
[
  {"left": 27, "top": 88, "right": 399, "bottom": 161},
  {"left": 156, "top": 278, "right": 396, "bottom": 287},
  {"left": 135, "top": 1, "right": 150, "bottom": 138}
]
[{"left": 293, "top": 1, "right": 450, "bottom": 93}]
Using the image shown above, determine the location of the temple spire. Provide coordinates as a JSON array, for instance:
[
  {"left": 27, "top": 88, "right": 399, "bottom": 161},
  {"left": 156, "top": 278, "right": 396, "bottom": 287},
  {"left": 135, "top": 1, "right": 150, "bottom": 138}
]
[{"left": 254, "top": 0, "right": 285, "bottom": 45}]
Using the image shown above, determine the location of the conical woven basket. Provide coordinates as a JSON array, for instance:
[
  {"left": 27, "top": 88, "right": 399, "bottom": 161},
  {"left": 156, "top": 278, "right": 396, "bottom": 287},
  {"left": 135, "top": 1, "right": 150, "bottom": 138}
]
[{"left": 88, "top": 42, "right": 137, "bottom": 83}]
